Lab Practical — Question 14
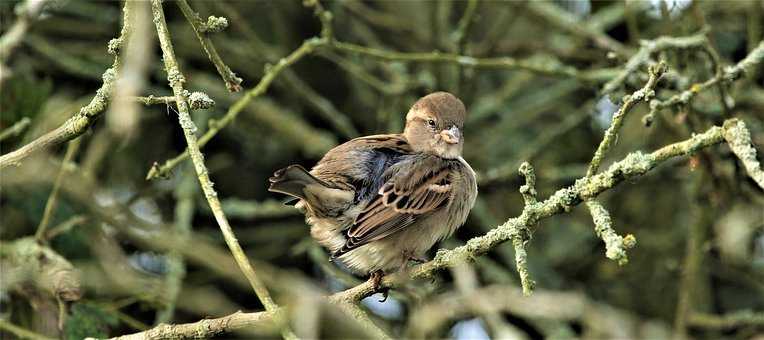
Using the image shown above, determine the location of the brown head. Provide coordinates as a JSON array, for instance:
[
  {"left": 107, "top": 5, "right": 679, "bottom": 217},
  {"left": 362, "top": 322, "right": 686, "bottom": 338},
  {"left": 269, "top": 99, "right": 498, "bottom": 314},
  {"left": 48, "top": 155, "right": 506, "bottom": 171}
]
[{"left": 403, "top": 92, "right": 467, "bottom": 159}]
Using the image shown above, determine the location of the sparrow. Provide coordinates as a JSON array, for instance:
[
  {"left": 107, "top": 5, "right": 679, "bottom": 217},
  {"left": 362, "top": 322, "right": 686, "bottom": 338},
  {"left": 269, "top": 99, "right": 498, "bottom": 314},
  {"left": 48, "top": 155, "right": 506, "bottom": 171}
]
[{"left": 268, "top": 92, "right": 477, "bottom": 288}]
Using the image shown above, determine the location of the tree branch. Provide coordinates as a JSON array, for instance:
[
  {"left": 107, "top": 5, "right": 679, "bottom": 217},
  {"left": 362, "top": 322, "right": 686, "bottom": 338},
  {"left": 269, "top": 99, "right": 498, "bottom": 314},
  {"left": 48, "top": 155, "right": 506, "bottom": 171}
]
[
  {"left": 175, "top": 0, "right": 242, "bottom": 92},
  {"left": 108, "top": 310, "right": 280, "bottom": 340},
  {"left": 149, "top": 2, "right": 295, "bottom": 339}
]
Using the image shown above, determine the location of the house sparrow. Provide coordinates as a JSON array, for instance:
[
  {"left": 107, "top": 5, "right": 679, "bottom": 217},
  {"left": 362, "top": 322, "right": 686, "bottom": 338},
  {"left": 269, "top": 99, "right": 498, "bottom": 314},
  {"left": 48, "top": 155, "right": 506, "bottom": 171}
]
[{"left": 268, "top": 92, "right": 477, "bottom": 288}]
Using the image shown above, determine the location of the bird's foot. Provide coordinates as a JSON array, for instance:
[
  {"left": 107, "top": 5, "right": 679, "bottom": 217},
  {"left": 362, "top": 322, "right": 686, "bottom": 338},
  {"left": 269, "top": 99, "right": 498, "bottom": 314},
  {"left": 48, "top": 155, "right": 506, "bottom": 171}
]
[{"left": 368, "top": 270, "right": 389, "bottom": 302}]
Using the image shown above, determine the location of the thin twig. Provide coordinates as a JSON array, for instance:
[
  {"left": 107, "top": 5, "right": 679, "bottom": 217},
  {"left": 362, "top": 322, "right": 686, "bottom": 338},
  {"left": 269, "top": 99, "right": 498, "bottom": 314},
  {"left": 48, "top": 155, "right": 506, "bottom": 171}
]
[
  {"left": 175, "top": 0, "right": 242, "bottom": 92},
  {"left": 646, "top": 41, "right": 764, "bottom": 124},
  {"left": 145, "top": 37, "right": 329, "bottom": 180},
  {"left": 587, "top": 62, "right": 667, "bottom": 177},
  {"left": 131, "top": 95, "right": 176, "bottom": 105},
  {"left": 34, "top": 138, "right": 82, "bottom": 242},
  {"left": 331, "top": 40, "right": 616, "bottom": 82}
]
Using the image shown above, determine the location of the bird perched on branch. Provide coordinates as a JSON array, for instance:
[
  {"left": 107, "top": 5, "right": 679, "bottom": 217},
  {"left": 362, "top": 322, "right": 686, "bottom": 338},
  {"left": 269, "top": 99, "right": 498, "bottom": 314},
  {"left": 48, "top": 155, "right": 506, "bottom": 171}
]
[{"left": 268, "top": 92, "right": 477, "bottom": 291}]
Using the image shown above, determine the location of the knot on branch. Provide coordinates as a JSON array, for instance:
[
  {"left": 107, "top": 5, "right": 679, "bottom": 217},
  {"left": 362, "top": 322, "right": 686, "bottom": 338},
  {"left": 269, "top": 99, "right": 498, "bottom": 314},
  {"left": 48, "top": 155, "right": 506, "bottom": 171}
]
[
  {"left": 186, "top": 91, "right": 215, "bottom": 110},
  {"left": 201, "top": 15, "right": 228, "bottom": 34}
]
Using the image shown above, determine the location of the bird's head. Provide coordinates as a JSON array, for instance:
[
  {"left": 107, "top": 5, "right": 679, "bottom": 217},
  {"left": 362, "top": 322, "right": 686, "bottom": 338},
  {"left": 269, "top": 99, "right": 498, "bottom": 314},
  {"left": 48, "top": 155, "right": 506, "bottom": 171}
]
[{"left": 404, "top": 92, "right": 466, "bottom": 159}]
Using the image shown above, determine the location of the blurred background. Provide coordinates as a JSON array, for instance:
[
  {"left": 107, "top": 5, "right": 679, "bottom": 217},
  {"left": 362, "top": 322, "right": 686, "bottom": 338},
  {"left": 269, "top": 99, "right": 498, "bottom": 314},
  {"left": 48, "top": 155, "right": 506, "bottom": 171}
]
[{"left": 1, "top": 0, "right": 763, "bottom": 339}]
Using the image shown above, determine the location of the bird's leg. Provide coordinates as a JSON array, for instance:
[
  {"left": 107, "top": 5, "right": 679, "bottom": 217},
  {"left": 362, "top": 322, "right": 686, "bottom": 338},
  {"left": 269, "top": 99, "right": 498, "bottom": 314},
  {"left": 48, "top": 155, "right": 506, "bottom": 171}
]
[{"left": 368, "top": 270, "right": 389, "bottom": 302}]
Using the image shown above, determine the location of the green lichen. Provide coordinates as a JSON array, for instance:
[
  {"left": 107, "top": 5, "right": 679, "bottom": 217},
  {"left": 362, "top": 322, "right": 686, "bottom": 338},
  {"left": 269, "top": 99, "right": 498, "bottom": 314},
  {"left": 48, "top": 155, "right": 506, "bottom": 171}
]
[
  {"left": 586, "top": 200, "right": 633, "bottom": 266},
  {"left": 723, "top": 119, "right": 764, "bottom": 189},
  {"left": 202, "top": 15, "right": 228, "bottom": 33}
]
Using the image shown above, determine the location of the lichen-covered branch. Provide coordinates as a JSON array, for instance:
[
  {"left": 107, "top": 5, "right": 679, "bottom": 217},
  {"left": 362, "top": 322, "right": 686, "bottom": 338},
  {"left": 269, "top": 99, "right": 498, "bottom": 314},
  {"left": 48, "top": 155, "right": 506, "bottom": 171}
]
[
  {"left": 588, "top": 61, "right": 666, "bottom": 177},
  {"left": 585, "top": 200, "right": 636, "bottom": 265},
  {"left": 145, "top": 37, "right": 329, "bottom": 180},
  {"left": 132, "top": 92, "right": 214, "bottom": 109},
  {"left": 646, "top": 41, "right": 764, "bottom": 123},
  {"left": 722, "top": 119, "right": 764, "bottom": 189},
  {"left": 149, "top": 3, "right": 294, "bottom": 339},
  {"left": 175, "top": 0, "right": 242, "bottom": 92},
  {"left": 109, "top": 310, "right": 281, "bottom": 340}
]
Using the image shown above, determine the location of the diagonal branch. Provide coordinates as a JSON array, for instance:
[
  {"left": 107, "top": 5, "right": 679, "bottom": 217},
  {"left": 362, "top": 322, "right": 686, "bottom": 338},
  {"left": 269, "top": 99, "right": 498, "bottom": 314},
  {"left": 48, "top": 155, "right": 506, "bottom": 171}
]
[
  {"left": 149, "top": 2, "right": 295, "bottom": 339},
  {"left": 175, "top": 0, "right": 242, "bottom": 92}
]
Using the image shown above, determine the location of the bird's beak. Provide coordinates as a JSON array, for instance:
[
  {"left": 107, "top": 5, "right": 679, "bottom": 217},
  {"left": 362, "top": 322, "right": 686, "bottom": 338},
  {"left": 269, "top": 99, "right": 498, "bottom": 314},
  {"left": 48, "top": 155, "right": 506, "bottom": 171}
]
[{"left": 440, "top": 126, "right": 461, "bottom": 144}]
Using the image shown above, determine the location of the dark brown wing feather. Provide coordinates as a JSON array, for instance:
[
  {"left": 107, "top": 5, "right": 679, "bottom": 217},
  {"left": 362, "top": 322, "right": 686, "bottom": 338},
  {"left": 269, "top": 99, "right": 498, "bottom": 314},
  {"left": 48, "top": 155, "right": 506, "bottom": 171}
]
[{"left": 333, "top": 156, "right": 454, "bottom": 257}]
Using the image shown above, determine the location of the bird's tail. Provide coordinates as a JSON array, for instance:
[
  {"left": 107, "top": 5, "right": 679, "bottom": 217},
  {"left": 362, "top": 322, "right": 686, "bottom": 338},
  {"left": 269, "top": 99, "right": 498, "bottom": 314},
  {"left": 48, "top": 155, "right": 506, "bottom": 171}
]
[
  {"left": 268, "top": 165, "right": 324, "bottom": 200},
  {"left": 268, "top": 165, "right": 353, "bottom": 217}
]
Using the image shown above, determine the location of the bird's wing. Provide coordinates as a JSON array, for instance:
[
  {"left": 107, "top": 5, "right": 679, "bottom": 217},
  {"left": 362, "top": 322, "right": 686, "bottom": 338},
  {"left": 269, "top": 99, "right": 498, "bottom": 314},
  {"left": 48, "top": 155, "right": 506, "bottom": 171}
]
[
  {"left": 309, "top": 134, "right": 411, "bottom": 187},
  {"left": 333, "top": 156, "right": 454, "bottom": 257}
]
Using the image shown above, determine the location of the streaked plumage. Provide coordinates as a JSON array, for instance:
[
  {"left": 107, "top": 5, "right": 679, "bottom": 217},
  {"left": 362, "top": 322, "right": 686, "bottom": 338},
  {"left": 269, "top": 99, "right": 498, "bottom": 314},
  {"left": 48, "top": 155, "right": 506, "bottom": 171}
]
[{"left": 269, "top": 92, "right": 477, "bottom": 276}]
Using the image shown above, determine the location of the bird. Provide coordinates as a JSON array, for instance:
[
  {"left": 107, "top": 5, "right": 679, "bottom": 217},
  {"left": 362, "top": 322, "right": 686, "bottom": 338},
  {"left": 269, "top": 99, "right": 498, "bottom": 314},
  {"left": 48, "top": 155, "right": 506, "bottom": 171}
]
[{"left": 268, "top": 92, "right": 477, "bottom": 290}]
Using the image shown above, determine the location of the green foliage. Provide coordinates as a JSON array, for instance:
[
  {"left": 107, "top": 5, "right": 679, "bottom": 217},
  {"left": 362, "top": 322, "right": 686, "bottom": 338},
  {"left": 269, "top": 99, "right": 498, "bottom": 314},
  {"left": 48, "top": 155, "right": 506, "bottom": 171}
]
[{"left": 64, "top": 303, "right": 119, "bottom": 340}]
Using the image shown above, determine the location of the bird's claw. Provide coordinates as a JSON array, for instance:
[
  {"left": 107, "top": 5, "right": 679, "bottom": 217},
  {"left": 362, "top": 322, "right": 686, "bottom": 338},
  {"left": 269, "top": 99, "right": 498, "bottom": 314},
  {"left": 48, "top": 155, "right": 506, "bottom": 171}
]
[
  {"left": 378, "top": 290, "right": 389, "bottom": 302},
  {"left": 368, "top": 270, "right": 389, "bottom": 302},
  {"left": 369, "top": 270, "right": 384, "bottom": 291}
]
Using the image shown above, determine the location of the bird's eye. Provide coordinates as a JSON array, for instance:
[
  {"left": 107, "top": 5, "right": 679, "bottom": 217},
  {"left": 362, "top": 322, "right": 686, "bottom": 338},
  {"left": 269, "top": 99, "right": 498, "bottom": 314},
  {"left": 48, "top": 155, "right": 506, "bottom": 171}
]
[{"left": 427, "top": 119, "right": 436, "bottom": 128}]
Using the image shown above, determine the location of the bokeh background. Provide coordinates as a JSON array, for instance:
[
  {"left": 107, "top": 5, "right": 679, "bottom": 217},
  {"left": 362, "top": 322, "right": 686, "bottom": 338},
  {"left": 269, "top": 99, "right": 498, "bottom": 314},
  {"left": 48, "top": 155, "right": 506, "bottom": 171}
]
[{"left": 1, "top": 0, "right": 763, "bottom": 339}]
